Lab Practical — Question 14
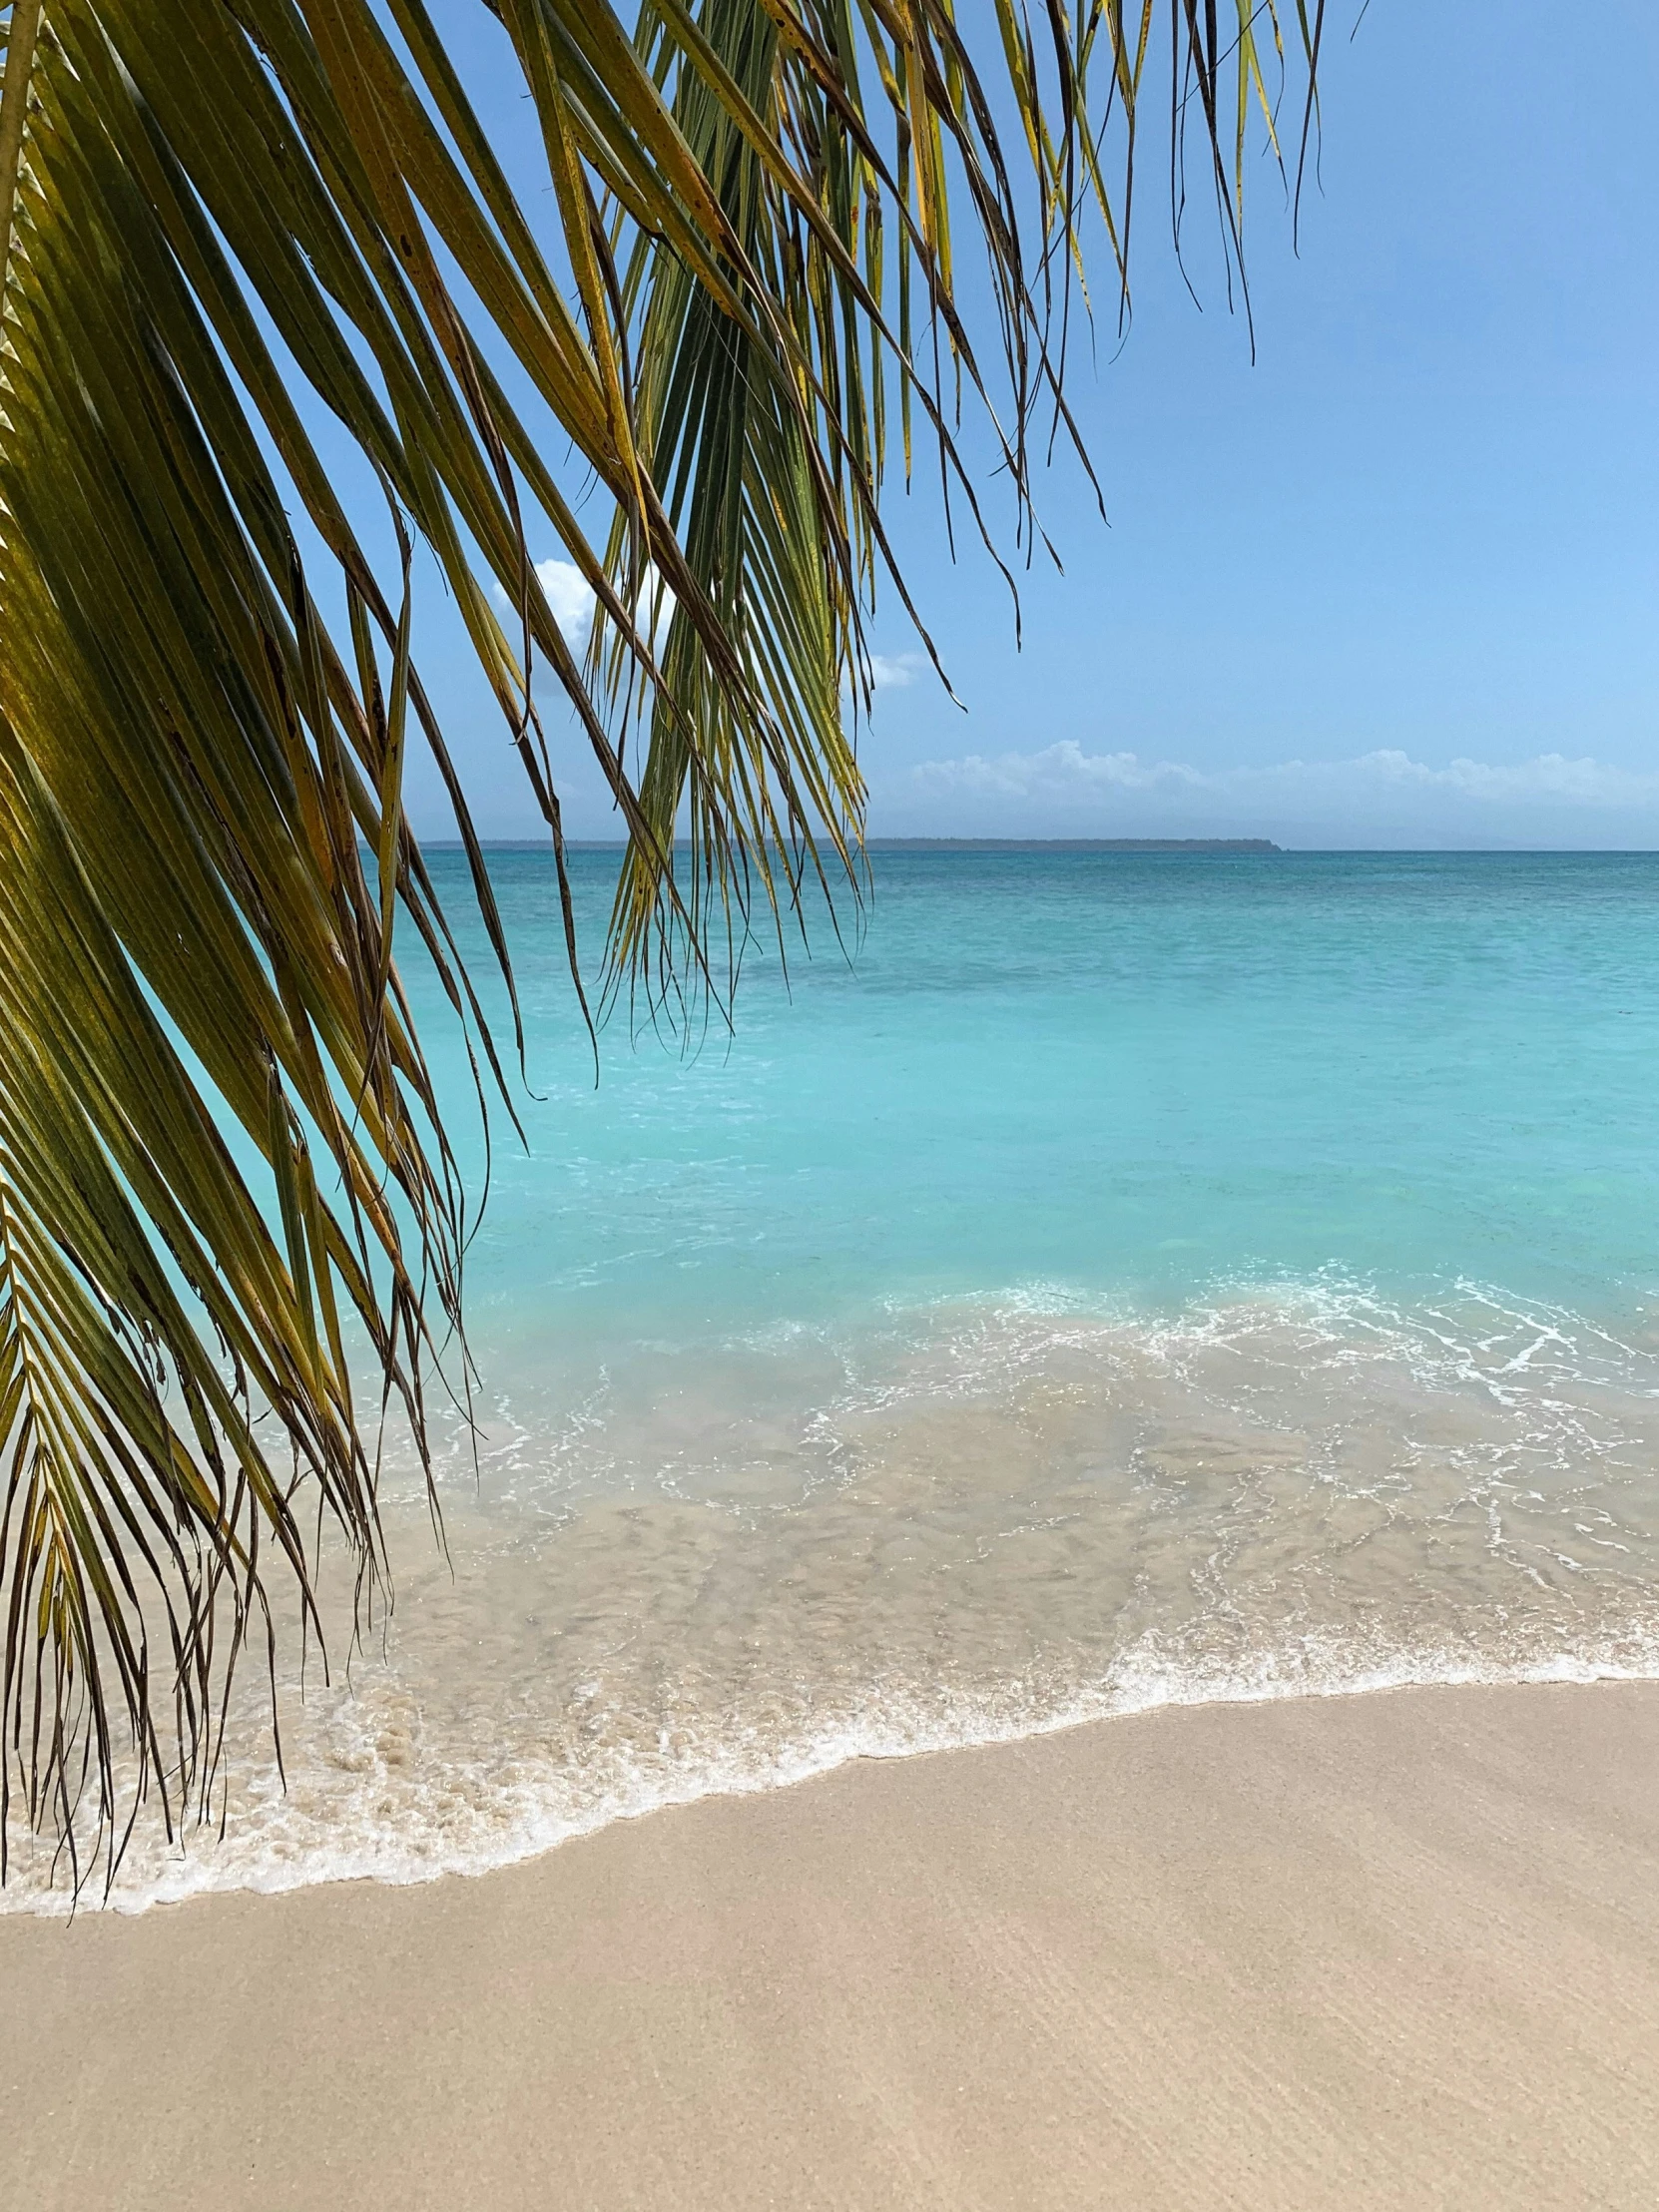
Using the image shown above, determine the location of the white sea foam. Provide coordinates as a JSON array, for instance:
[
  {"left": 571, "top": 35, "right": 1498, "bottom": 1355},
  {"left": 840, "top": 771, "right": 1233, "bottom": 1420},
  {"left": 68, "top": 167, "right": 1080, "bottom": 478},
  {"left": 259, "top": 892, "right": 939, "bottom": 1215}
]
[
  {"left": 11, "top": 1629, "right": 1657, "bottom": 1921},
  {"left": 7, "top": 1276, "right": 1659, "bottom": 1917}
]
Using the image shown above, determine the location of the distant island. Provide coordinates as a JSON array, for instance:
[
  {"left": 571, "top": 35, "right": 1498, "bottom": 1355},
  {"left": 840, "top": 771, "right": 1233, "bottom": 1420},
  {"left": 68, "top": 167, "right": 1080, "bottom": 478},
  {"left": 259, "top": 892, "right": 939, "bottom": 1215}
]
[{"left": 867, "top": 837, "right": 1282, "bottom": 853}]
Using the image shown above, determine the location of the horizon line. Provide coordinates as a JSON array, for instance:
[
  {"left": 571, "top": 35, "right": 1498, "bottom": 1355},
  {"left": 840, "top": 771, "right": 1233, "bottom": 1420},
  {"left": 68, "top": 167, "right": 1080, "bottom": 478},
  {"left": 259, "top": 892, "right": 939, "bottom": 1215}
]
[{"left": 411, "top": 837, "right": 1659, "bottom": 855}]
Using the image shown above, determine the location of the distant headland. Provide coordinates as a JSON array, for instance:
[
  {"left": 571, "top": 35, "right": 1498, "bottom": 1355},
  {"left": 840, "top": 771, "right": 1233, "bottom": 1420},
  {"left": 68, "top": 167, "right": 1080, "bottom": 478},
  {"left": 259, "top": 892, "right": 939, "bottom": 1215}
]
[{"left": 866, "top": 837, "right": 1282, "bottom": 853}]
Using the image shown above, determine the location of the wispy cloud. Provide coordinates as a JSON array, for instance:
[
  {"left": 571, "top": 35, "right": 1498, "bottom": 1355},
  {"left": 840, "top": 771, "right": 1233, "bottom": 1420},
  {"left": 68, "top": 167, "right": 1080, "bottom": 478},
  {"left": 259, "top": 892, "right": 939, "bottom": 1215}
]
[
  {"left": 880, "top": 742, "right": 1659, "bottom": 845},
  {"left": 869, "top": 652, "right": 923, "bottom": 691}
]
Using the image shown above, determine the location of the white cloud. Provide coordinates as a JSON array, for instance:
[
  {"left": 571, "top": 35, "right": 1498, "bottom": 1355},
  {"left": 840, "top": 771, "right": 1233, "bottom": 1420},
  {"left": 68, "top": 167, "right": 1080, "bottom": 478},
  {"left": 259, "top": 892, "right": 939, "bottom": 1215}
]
[
  {"left": 535, "top": 558, "right": 596, "bottom": 641},
  {"left": 869, "top": 652, "right": 923, "bottom": 691},
  {"left": 493, "top": 559, "right": 683, "bottom": 655},
  {"left": 880, "top": 742, "right": 1659, "bottom": 845},
  {"left": 492, "top": 557, "right": 596, "bottom": 644}
]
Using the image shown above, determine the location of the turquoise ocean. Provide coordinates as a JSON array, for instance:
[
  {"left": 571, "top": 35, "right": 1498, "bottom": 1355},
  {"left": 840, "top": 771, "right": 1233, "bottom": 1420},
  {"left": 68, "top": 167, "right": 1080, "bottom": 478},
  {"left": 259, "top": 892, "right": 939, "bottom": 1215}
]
[{"left": 12, "top": 847, "right": 1659, "bottom": 1909}]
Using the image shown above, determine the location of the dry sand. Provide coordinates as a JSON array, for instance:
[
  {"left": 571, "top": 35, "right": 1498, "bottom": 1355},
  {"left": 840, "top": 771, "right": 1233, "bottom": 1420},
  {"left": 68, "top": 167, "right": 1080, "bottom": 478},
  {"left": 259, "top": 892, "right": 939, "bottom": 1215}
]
[{"left": 4, "top": 1680, "right": 1658, "bottom": 2210}]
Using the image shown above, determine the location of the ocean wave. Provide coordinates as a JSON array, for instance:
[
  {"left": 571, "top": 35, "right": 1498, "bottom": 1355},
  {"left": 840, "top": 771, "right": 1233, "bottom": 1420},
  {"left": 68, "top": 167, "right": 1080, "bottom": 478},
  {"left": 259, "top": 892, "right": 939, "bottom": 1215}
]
[{"left": 8, "top": 1275, "right": 1659, "bottom": 1917}]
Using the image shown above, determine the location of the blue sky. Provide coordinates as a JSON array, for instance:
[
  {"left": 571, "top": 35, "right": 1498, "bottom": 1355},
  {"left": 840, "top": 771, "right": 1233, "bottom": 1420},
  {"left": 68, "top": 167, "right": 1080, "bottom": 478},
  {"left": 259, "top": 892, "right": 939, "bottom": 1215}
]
[{"left": 396, "top": 2, "right": 1659, "bottom": 848}]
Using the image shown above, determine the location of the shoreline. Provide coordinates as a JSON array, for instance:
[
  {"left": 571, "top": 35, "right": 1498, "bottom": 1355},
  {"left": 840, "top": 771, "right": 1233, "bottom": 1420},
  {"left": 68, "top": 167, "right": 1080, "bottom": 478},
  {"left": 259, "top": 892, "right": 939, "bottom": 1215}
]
[
  {"left": 7, "top": 1649, "right": 1658, "bottom": 1920},
  {"left": 6, "top": 1678, "right": 1658, "bottom": 2207}
]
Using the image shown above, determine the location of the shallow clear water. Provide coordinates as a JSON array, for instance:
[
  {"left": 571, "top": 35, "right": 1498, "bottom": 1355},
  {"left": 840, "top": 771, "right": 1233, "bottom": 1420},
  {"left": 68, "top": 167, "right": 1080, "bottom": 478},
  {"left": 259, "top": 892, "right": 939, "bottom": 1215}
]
[{"left": 11, "top": 848, "right": 1659, "bottom": 1910}]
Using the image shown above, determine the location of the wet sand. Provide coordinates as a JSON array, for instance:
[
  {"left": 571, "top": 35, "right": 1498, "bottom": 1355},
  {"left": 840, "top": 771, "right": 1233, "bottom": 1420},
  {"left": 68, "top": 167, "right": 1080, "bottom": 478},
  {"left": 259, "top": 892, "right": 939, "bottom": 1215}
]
[{"left": 4, "top": 1680, "right": 1658, "bottom": 2209}]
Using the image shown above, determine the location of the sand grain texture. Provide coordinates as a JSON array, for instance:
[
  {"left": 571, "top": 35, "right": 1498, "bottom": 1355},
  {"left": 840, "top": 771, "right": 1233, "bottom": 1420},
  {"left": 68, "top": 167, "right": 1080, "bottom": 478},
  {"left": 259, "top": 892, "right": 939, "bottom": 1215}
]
[{"left": 4, "top": 1681, "right": 1658, "bottom": 2209}]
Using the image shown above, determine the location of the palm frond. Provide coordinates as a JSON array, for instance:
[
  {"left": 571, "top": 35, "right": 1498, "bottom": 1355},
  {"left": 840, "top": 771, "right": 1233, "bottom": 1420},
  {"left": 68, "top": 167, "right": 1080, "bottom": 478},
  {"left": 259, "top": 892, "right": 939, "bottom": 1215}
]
[{"left": 0, "top": 0, "right": 1319, "bottom": 1889}]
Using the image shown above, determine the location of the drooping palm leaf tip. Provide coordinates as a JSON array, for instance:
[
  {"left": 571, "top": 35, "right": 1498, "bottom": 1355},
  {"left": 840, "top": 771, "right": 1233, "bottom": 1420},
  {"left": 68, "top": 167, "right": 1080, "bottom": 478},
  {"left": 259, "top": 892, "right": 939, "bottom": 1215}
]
[{"left": 0, "top": 0, "right": 1320, "bottom": 1892}]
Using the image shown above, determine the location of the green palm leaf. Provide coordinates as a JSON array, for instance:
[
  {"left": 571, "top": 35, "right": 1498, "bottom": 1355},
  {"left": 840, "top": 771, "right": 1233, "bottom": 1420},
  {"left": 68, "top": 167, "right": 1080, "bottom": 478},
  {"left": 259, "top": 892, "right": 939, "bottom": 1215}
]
[{"left": 0, "top": 0, "right": 1317, "bottom": 1890}]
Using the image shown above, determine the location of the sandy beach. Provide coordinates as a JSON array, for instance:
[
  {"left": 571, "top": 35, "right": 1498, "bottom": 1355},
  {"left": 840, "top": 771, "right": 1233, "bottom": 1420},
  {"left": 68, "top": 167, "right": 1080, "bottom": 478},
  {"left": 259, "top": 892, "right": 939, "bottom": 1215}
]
[{"left": 3, "top": 1679, "right": 1657, "bottom": 2209}]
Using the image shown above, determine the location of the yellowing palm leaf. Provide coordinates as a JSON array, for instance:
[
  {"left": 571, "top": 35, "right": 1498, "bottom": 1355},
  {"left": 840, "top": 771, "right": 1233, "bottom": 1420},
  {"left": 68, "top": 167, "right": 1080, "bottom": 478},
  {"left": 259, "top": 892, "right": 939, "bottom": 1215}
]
[{"left": 0, "top": 0, "right": 1317, "bottom": 1891}]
